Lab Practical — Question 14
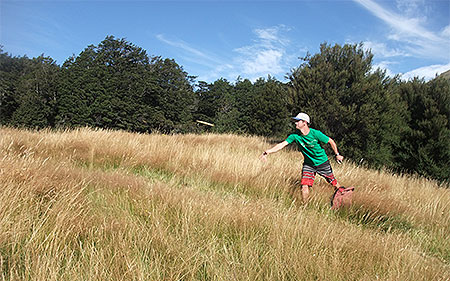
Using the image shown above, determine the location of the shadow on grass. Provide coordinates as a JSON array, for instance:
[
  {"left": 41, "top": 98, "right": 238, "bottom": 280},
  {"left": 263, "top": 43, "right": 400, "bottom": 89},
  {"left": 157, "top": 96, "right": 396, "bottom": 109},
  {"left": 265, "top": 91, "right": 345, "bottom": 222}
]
[
  {"left": 334, "top": 204, "right": 415, "bottom": 234},
  {"left": 285, "top": 178, "right": 416, "bottom": 234}
]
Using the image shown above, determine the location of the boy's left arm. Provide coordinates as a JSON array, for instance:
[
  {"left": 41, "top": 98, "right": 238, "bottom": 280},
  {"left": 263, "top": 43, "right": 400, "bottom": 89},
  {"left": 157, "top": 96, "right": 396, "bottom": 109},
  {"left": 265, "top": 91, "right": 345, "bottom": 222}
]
[{"left": 328, "top": 138, "right": 344, "bottom": 163}]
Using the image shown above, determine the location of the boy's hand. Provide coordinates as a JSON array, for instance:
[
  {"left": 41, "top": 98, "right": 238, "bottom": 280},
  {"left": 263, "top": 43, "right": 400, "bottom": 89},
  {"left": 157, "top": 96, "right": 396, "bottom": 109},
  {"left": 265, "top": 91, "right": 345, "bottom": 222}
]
[
  {"left": 260, "top": 151, "right": 268, "bottom": 162},
  {"left": 336, "top": 154, "right": 344, "bottom": 164}
]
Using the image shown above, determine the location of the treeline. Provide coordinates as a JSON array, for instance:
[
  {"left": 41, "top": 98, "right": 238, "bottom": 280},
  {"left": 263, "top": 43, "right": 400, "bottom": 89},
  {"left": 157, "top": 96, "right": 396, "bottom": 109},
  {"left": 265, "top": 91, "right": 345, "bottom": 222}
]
[{"left": 1, "top": 36, "right": 449, "bottom": 182}]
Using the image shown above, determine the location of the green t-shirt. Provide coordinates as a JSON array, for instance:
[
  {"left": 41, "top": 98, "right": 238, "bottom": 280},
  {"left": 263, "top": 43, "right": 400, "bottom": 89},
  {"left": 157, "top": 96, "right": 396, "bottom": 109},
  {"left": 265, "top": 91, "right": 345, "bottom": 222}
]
[{"left": 285, "top": 129, "right": 330, "bottom": 166}]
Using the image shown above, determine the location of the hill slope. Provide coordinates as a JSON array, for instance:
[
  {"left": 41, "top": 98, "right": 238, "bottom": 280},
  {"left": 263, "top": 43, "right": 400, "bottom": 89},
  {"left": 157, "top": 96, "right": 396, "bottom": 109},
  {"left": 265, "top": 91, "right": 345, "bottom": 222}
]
[
  {"left": 1, "top": 127, "right": 449, "bottom": 280},
  {"left": 438, "top": 69, "right": 450, "bottom": 80}
]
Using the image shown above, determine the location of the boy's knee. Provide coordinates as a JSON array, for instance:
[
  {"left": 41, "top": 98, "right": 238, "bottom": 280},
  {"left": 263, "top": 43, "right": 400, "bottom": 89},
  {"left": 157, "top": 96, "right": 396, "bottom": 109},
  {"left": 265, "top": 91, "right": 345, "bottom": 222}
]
[{"left": 301, "top": 185, "right": 310, "bottom": 194}]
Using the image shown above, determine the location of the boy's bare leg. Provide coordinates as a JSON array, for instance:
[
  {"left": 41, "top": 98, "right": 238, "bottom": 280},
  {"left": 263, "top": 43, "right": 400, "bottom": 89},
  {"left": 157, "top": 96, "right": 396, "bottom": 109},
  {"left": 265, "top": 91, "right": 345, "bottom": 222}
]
[{"left": 301, "top": 185, "right": 310, "bottom": 202}]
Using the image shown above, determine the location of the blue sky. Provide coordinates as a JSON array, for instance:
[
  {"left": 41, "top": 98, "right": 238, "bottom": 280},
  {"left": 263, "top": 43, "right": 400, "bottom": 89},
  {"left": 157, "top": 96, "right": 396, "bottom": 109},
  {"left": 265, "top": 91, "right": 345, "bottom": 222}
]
[{"left": 1, "top": 0, "right": 449, "bottom": 83}]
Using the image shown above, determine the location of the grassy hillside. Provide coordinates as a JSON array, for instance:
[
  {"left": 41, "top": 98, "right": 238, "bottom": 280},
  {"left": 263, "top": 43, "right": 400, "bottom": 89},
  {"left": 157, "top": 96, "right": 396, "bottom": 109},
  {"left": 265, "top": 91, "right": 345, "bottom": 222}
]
[{"left": 1, "top": 127, "right": 449, "bottom": 280}]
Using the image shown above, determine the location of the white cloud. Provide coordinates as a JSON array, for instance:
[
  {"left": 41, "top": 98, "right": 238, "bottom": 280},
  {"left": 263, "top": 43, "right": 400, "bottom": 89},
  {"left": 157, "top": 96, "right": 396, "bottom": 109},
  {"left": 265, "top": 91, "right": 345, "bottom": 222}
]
[
  {"left": 238, "top": 49, "right": 284, "bottom": 75},
  {"left": 157, "top": 25, "right": 296, "bottom": 82},
  {"left": 362, "top": 41, "right": 408, "bottom": 57},
  {"left": 401, "top": 63, "right": 450, "bottom": 81},
  {"left": 441, "top": 25, "right": 450, "bottom": 38},
  {"left": 157, "top": 24, "right": 324, "bottom": 82},
  {"left": 354, "top": 0, "right": 439, "bottom": 41},
  {"left": 254, "top": 25, "right": 290, "bottom": 46},
  {"left": 353, "top": 0, "right": 449, "bottom": 60},
  {"left": 372, "top": 60, "right": 396, "bottom": 77},
  {"left": 156, "top": 34, "right": 222, "bottom": 66},
  {"left": 233, "top": 25, "right": 291, "bottom": 81},
  {"left": 255, "top": 28, "right": 279, "bottom": 42},
  {"left": 156, "top": 33, "right": 237, "bottom": 82},
  {"left": 395, "top": 0, "right": 426, "bottom": 18}
]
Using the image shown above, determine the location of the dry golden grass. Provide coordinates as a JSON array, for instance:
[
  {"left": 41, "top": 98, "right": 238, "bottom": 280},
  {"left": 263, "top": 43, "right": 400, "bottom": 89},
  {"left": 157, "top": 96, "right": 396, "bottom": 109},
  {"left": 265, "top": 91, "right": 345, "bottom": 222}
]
[{"left": 1, "top": 127, "right": 449, "bottom": 280}]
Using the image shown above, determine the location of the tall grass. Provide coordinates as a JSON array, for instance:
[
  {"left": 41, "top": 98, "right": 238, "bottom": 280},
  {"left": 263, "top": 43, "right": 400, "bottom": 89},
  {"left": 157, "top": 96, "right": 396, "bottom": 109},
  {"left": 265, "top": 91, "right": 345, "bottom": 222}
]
[{"left": 1, "top": 127, "right": 449, "bottom": 280}]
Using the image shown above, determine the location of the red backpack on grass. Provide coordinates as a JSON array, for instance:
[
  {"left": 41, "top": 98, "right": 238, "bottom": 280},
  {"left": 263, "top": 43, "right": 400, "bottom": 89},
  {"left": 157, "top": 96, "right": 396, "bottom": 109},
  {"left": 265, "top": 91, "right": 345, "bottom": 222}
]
[{"left": 331, "top": 187, "right": 355, "bottom": 210}]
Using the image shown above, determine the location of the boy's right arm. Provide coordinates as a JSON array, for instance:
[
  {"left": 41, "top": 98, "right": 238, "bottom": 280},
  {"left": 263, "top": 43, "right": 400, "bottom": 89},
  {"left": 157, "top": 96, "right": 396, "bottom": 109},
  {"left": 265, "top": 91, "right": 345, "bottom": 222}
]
[{"left": 260, "top": 141, "right": 289, "bottom": 161}]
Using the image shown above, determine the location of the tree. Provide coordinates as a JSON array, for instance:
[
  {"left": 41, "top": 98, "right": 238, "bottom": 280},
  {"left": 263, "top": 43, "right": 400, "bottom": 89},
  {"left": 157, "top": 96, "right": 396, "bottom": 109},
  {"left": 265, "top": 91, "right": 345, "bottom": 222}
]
[
  {"left": 194, "top": 79, "right": 232, "bottom": 125},
  {"left": 56, "top": 49, "right": 97, "bottom": 127},
  {"left": 210, "top": 76, "right": 290, "bottom": 137},
  {"left": 149, "top": 57, "right": 196, "bottom": 133},
  {"left": 213, "top": 78, "right": 240, "bottom": 133},
  {"left": 396, "top": 77, "right": 450, "bottom": 182},
  {"left": 10, "top": 55, "right": 60, "bottom": 128},
  {"left": 287, "top": 42, "right": 408, "bottom": 167},
  {"left": 92, "top": 36, "right": 153, "bottom": 131},
  {"left": 247, "top": 76, "right": 290, "bottom": 137},
  {"left": 56, "top": 36, "right": 197, "bottom": 133},
  {"left": 0, "top": 49, "right": 28, "bottom": 125}
]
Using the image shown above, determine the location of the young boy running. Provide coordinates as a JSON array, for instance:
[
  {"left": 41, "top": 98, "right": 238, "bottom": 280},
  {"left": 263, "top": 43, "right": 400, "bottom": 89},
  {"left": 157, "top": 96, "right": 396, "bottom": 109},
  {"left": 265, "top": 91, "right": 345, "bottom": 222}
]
[{"left": 260, "top": 113, "right": 345, "bottom": 202}]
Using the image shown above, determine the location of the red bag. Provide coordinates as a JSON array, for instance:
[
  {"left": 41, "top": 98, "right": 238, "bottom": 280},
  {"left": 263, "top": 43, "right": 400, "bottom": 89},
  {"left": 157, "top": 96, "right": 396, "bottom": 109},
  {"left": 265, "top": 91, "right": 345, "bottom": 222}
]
[{"left": 331, "top": 187, "right": 354, "bottom": 210}]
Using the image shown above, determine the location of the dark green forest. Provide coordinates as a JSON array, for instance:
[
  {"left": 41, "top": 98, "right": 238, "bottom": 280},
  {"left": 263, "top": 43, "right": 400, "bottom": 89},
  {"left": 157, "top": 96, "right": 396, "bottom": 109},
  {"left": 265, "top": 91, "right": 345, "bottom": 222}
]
[{"left": 1, "top": 36, "right": 449, "bottom": 183}]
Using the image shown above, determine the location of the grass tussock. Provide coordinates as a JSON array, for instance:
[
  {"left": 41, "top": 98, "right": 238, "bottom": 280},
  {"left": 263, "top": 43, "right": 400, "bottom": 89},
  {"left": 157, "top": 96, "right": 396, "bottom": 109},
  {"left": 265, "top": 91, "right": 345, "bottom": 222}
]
[{"left": 1, "top": 127, "right": 449, "bottom": 280}]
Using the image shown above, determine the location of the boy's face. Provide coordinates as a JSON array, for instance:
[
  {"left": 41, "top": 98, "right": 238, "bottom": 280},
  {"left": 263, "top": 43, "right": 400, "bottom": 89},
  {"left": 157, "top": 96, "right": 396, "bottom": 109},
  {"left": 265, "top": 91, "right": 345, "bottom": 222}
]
[{"left": 295, "top": 120, "right": 307, "bottom": 130}]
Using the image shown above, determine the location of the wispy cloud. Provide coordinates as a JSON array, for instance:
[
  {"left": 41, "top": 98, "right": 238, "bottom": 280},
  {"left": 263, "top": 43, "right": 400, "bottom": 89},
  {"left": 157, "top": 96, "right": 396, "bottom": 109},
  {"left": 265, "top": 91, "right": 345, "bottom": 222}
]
[
  {"left": 157, "top": 25, "right": 296, "bottom": 82},
  {"left": 354, "top": 0, "right": 443, "bottom": 45},
  {"left": 233, "top": 25, "right": 290, "bottom": 80},
  {"left": 372, "top": 60, "right": 396, "bottom": 77},
  {"left": 237, "top": 49, "right": 284, "bottom": 76},
  {"left": 156, "top": 34, "right": 235, "bottom": 81},
  {"left": 441, "top": 24, "right": 450, "bottom": 38},
  {"left": 354, "top": 0, "right": 450, "bottom": 80},
  {"left": 401, "top": 63, "right": 450, "bottom": 81},
  {"left": 395, "top": 0, "right": 428, "bottom": 19},
  {"left": 156, "top": 34, "right": 224, "bottom": 67},
  {"left": 362, "top": 41, "right": 409, "bottom": 58}
]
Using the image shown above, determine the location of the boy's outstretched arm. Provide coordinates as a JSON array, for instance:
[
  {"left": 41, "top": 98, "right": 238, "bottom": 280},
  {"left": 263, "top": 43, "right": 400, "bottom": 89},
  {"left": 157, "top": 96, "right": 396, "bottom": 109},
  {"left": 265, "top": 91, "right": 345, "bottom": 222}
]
[{"left": 260, "top": 141, "right": 289, "bottom": 162}]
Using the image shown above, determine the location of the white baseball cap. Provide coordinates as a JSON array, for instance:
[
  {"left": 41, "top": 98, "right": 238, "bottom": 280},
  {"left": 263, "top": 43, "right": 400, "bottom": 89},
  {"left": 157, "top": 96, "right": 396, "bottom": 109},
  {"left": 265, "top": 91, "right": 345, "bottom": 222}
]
[{"left": 292, "top": 112, "right": 310, "bottom": 123}]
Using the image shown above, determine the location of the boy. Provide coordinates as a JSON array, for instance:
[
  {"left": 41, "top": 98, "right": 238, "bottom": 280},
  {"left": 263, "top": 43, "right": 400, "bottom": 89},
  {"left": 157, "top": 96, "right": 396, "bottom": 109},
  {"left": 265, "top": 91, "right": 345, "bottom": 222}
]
[{"left": 261, "top": 113, "right": 344, "bottom": 202}]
